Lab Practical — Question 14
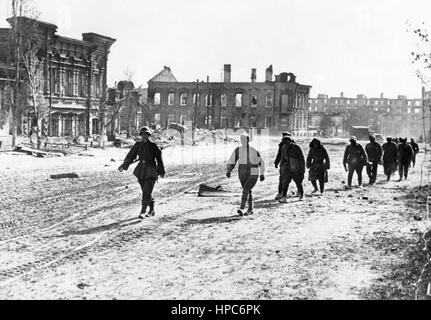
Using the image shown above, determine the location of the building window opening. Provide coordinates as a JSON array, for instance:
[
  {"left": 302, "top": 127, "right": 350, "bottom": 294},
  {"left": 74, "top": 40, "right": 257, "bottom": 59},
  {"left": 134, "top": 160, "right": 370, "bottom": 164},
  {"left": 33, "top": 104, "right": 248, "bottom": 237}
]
[
  {"left": 205, "top": 115, "right": 213, "bottom": 125},
  {"left": 265, "top": 94, "right": 273, "bottom": 107},
  {"left": 281, "top": 94, "right": 289, "bottom": 112},
  {"left": 206, "top": 94, "right": 213, "bottom": 107},
  {"left": 180, "top": 93, "right": 187, "bottom": 106},
  {"left": 154, "top": 93, "right": 161, "bottom": 105},
  {"left": 154, "top": 113, "right": 161, "bottom": 124},
  {"left": 221, "top": 94, "right": 227, "bottom": 108},
  {"left": 235, "top": 93, "right": 243, "bottom": 107},
  {"left": 251, "top": 95, "right": 258, "bottom": 108},
  {"left": 193, "top": 94, "right": 200, "bottom": 105},
  {"left": 249, "top": 116, "right": 257, "bottom": 127},
  {"left": 265, "top": 117, "right": 272, "bottom": 128},
  {"left": 168, "top": 93, "right": 175, "bottom": 106}
]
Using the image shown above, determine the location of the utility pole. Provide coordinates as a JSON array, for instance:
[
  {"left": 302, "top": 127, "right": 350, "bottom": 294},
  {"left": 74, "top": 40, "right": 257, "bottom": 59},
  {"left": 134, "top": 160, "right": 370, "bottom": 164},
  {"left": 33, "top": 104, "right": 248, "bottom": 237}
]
[
  {"left": 206, "top": 76, "right": 210, "bottom": 129},
  {"left": 193, "top": 79, "right": 198, "bottom": 146}
]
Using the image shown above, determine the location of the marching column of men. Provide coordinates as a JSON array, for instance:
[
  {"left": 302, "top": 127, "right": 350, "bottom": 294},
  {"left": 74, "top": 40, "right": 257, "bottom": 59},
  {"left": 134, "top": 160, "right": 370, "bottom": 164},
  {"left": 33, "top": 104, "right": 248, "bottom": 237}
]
[
  {"left": 226, "top": 132, "right": 421, "bottom": 216},
  {"left": 119, "top": 126, "right": 421, "bottom": 218}
]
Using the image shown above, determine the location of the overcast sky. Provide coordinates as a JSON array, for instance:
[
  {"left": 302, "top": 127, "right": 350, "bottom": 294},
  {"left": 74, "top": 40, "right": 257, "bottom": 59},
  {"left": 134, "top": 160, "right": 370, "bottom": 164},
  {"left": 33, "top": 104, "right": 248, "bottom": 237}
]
[{"left": 1, "top": 0, "right": 431, "bottom": 98}]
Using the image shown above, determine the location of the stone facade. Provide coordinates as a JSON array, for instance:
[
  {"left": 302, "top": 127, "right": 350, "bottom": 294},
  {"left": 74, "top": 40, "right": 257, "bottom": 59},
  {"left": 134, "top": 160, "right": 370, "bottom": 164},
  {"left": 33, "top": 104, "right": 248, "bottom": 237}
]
[
  {"left": 0, "top": 17, "right": 115, "bottom": 138},
  {"left": 147, "top": 65, "right": 311, "bottom": 134}
]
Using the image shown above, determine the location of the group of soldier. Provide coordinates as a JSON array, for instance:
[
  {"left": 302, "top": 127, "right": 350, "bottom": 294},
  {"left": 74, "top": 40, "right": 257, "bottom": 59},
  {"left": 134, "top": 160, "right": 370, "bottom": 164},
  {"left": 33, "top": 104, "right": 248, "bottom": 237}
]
[
  {"left": 225, "top": 131, "right": 420, "bottom": 216},
  {"left": 344, "top": 135, "right": 419, "bottom": 188},
  {"left": 118, "top": 126, "right": 420, "bottom": 219}
]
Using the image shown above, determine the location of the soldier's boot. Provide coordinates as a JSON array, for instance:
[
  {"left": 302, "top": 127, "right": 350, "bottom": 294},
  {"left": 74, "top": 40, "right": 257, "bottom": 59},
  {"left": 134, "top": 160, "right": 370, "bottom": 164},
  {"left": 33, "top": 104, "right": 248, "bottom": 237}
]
[
  {"left": 146, "top": 202, "right": 155, "bottom": 217},
  {"left": 139, "top": 204, "right": 148, "bottom": 220},
  {"left": 245, "top": 193, "right": 254, "bottom": 216},
  {"left": 279, "top": 197, "right": 288, "bottom": 203}
]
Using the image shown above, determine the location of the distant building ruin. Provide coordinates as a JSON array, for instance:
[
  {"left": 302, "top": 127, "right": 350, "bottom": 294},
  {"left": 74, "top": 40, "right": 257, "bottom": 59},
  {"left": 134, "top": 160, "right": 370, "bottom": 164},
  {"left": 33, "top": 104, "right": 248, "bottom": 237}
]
[
  {"left": 147, "top": 65, "right": 312, "bottom": 134},
  {"left": 309, "top": 92, "right": 428, "bottom": 138}
]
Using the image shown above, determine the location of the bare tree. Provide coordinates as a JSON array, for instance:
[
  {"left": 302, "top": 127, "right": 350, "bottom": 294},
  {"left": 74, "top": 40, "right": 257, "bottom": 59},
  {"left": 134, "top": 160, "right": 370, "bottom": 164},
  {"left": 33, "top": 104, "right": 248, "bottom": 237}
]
[
  {"left": 319, "top": 113, "right": 335, "bottom": 137},
  {"left": 407, "top": 21, "right": 431, "bottom": 143},
  {"left": 407, "top": 21, "right": 431, "bottom": 85},
  {"left": 5, "top": 0, "right": 47, "bottom": 149}
]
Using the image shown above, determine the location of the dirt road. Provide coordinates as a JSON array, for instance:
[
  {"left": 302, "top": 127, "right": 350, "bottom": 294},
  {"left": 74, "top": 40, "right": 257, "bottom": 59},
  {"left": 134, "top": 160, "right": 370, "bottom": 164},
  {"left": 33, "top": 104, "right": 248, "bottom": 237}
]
[{"left": 0, "top": 141, "right": 429, "bottom": 299}]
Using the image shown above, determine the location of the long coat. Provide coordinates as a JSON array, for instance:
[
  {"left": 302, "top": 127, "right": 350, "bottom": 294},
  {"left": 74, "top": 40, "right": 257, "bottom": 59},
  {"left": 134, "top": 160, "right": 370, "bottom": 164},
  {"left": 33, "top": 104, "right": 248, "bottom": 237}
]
[
  {"left": 280, "top": 142, "right": 306, "bottom": 177},
  {"left": 365, "top": 141, "right": 383, "bottom": 163},
  {"left": 382, "top": 142, "right": 398, "bottom": 164},
  {"left": 121, "top": 140, "right": 165, "bottom": 180},
  {"left": 343, "top": 143, "right": 368, "bottom": 168},
  {"left": 398, "top": 143, "right": 414, "bottom": 165},
  {"left": 306, "top": 143, "right": 330, "bottom": 182}
]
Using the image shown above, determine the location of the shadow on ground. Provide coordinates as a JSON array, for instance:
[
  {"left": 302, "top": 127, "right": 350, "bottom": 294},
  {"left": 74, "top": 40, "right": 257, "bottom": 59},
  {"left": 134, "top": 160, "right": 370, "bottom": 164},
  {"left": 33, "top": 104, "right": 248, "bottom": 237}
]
[{"left": 54, "top": 218, "right": 141, "bottom": 237}]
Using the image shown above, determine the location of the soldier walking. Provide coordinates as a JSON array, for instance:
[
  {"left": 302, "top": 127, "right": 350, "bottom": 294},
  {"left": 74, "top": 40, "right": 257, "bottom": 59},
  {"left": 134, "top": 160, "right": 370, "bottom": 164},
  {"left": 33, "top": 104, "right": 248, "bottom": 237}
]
[
  {"left": 343, "top": 136, "right": 368, "bottom": 189},
  {"left": 306, "top": 138, "right": 330, "bottom": 194},
  {"left": 365, "top": 135, "right": 383, "bottom": 185},
  {"left": 226, "top": 133, "right": 266, "bottom": 216},
  {"left": 410, "top": 138, "right": 419, "bottom": 168},
  {"left": 398, "top": 138, "right": 414, "bottom": 181},
  {"left": 274, "top": 132, "right": 291, "bottom": 200},
  {"left": 382, "top": 137, "right": 398, "bottom": 182},
  {"left": 279, "top": 136, "right": 306, "bottom": 202},
  {"left": 118, "top": 126, "right": 165, "bottom": 219}
]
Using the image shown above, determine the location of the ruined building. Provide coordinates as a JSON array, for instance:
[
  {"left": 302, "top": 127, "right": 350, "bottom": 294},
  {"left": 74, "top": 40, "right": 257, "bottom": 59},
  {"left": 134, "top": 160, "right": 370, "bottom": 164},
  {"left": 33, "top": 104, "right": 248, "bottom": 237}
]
[
  {"left": 147, "top": 65, "right": 311, "bottom": 134},
  {"left": 309, "top": 92, "right": 427, "bottom": 138},
  {"left": 0, "top": 17, "right": 116, "bottom": 139}
]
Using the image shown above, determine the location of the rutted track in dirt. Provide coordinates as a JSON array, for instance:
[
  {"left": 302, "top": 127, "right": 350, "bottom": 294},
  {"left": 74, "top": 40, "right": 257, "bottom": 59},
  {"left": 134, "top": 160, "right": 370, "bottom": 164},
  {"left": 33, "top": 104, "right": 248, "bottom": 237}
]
[
  {"left": 0, "top": 165, "right": 217, "bottom": 242},
  {"left": 0, "top": 164, "right": 229, "bottom": 287}
]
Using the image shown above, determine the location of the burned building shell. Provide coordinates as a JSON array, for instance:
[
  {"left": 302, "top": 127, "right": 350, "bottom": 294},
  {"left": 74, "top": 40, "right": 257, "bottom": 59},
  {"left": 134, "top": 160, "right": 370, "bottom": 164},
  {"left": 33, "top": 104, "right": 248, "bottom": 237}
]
[{"left": 147, "top": 65, "right": 311, "bottom": 134}]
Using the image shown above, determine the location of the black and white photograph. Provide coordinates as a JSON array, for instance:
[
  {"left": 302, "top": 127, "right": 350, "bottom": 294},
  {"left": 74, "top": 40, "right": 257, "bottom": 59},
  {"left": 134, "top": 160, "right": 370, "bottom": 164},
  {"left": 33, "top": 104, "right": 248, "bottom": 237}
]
[{"left": 0, "top": 0, "right": 431, "bottom": 304}]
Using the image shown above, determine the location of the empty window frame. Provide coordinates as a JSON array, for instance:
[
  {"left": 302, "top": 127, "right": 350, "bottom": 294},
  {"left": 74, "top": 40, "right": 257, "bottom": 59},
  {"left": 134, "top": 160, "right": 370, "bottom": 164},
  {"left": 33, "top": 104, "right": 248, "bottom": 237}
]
[
  {"left": 205, "top": 94, "right": 214, "bottom": 107},
  {"left": 193, "top": 94, "right": 200, "bottom": 105},
  {"left": 205, "top": 115, "right": 213, "bottom": 125},
  {"left": 168, "top": 93, "right": 175, "bottom": 106},
  {"left": 154, "top": 113, "right": 161, "bottom": 123},
  {"left": 180, "top": 93, "right": 188, "bottom": 106},
  {"left": 154, "top": 93, "right": 161, "bottom": 105},
  {"left": 265, "top": 94, "right": 273, "bottom": 107},
  {"left": 251, "top": 95, "right": 258, "bottom": 108},
  {"left": 221, "top": 94, "right": 227, "bottom": 108},
  {"left": 235, "top": 93, "right": 243, "bottom": 107}
]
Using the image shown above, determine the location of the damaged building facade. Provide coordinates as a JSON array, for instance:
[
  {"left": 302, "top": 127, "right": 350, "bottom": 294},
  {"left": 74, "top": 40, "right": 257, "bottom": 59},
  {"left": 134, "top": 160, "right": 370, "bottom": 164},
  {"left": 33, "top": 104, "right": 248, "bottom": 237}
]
[
  {"left": 0, "top": 17, "right": 116, "bottom": 138},
  {"left": 147, "top": 65, "right": 311, "bottom": 134},
  {"left": 309, "top": 92, "right": 427, "bottom": 138}
]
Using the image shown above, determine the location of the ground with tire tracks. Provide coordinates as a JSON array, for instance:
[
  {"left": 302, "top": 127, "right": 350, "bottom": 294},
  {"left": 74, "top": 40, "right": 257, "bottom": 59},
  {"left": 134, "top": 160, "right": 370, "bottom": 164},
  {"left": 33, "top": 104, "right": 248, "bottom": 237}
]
[{"left": 0, "top": 139, "right": 429, "bottom": 299}]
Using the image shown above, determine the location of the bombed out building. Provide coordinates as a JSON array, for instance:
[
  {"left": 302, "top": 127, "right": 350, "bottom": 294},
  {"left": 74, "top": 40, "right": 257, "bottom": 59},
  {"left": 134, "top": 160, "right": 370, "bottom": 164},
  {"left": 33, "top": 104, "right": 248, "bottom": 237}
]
[
  {"left": 147, "top": 65, "right": 311, "bottom": 134},
  {"left": 309, "top": 92, "right": 428, "bottom": 138}
]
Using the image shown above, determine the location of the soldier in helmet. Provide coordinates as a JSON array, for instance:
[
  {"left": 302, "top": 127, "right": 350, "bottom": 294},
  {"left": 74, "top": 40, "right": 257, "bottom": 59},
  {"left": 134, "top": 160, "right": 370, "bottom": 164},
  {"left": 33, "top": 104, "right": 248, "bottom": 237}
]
[
  {"left": 226, "top": 132, "right": 266, "bottom": 216},
  {"left": 118, "top": 126, "right": 165, "bottom": 219}
]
